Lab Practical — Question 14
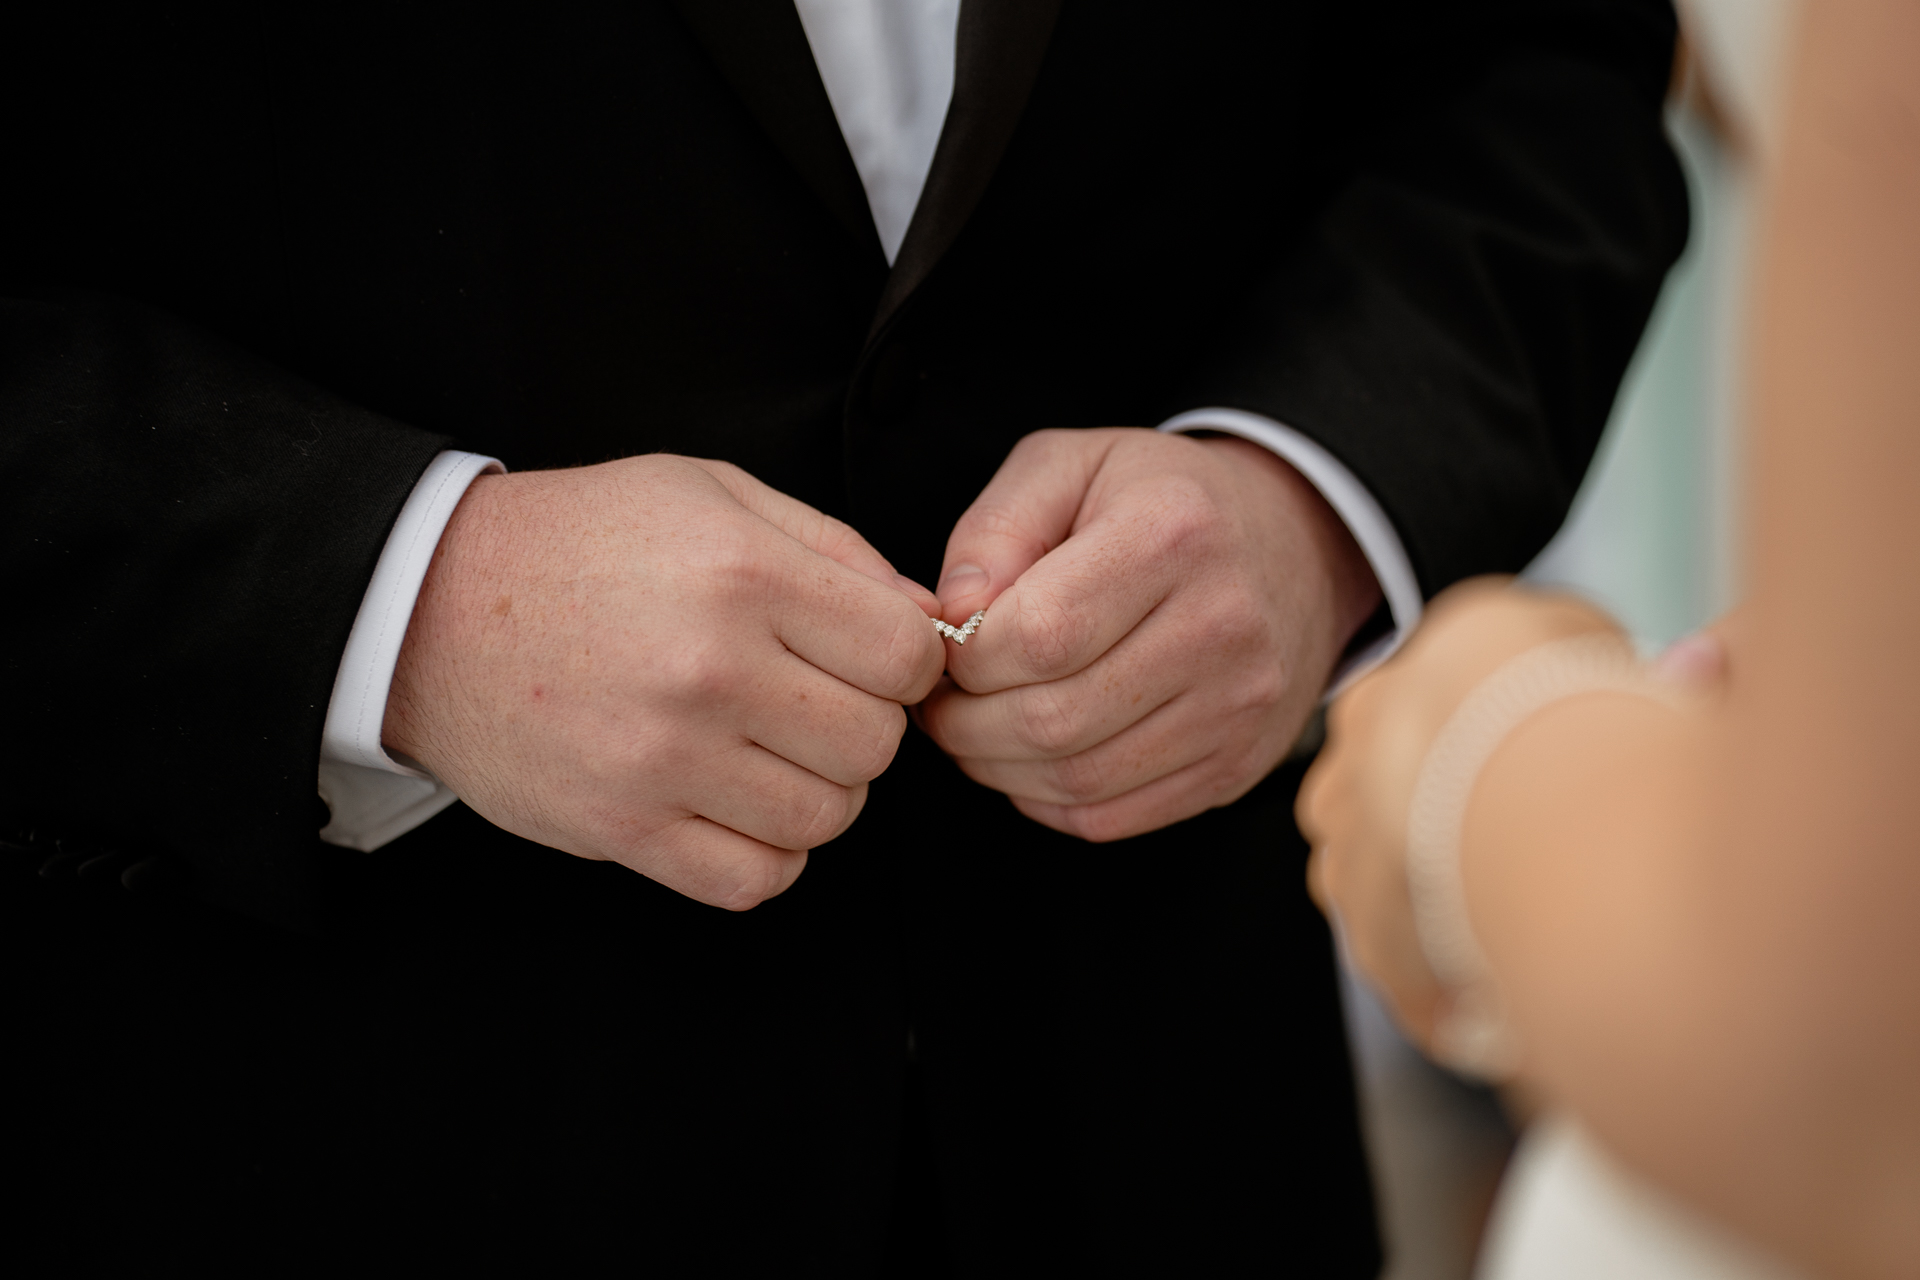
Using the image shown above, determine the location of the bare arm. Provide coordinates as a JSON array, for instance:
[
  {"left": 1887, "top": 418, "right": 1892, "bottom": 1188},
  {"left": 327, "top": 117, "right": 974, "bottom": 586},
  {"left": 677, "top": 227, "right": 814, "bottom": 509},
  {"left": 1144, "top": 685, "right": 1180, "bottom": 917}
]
[{"left": 1305, "top": 2, "right": 1920, "bottom": 1273}]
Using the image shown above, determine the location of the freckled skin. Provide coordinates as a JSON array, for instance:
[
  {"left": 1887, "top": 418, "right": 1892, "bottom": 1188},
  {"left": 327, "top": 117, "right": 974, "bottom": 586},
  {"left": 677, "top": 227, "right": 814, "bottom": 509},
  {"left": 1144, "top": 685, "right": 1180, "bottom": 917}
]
[
  {"left": 384, "top": 454, "right": 947, "bottom": 911},
  {"left": 920, "top": 428, "right": 1380, "bottom": 842}
]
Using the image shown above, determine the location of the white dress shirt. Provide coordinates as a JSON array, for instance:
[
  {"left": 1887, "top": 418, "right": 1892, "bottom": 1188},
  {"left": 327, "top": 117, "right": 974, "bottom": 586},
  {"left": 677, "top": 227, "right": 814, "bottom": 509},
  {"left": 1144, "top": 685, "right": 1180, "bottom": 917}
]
[
  {"left": 318, "top": 450, "right": 501, "bottom": 849},
  {"left": 317, "top": 0, "right": 1420, "bottom": 851}
]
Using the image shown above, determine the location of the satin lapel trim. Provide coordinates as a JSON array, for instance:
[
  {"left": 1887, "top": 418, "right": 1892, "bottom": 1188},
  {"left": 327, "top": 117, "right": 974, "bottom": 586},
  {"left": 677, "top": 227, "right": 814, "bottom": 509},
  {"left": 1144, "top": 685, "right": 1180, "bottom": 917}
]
[
  {"left": 872, "top": 0, "right": 1065, "bottom": 338},
  {"left": 669, "top": 0, "right": 888, "bottom": 265}
]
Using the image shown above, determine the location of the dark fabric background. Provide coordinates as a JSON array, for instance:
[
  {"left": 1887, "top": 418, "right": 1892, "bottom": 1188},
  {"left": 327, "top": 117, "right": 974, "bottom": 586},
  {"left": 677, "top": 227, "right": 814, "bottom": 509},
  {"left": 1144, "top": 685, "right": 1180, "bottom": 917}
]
[{"left": 2, "top": 0, "right": 1685, "bottom": 1271}]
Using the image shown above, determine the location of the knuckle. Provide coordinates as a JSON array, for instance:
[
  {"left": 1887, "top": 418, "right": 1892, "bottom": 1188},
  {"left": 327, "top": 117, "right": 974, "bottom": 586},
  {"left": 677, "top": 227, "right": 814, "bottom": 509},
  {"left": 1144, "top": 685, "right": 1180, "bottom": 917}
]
[
  {"left": 1059, "top": 802, "right": 1130, "bottom": 844},
  {"left": 1013, "top": 686, "right": 1082, "bottom": 756},
  {"left": 1186, "top": 585, "right": 1270, "bottom": 657},
  {"left": 845, "top": 702, "right": 907, "bottom": 782},
  {"left": 1150, "top": 476, "right": 1229, "bottom": 559},
  {"left": 1307, "top": 836, "right": 1340, "bottom": 884},
  {"left": 685, "top": 519, "right": 771, "bottom": 599},
  {"left": 717, "top": 851, "right": 790, "bottom": 911},
  {"left": 960, "top": 498, "right": 1043, "bottom": 553},
  {"left": 1184, "top": 602, "right": 1288, "bottom": 711},
  {"left": 1012, "top": 592, "right": 1094, "bottom": 678},
  {"left": 1193, "top": 743, "right": 1260, "bottom": 802},
  {"left": 1046, "top": 750, "right": 1111, "bottom": 803},
  {"left": 697, "top": 458, "right": 749, "bottom": 489},
  {"left": 1234, "top": 658, "right": 1289, "bottom": 717},
  {"left": 813, "top": 514, "right": 873, "bottom": 566},
  {"left": 1297, "top": 764, "right": 1337, "bottom": 835},
  {"left": 1018, "top": 427, "right": 1074, "bottom": 453},
  {"left": 788, "top": 783, "right": 855, "bottom": 850},
  {"left": 999, "top": 428, "right": 1073, "bottom": 475},
  {"left": 870, "top": 608, "right": 939, "bottom": 699},
  {"left": 1212, "top": 752, "right": 1266, "bottom": 804},
  {"left": 658, "top": 640, "right": 746, "bottom": 705}
]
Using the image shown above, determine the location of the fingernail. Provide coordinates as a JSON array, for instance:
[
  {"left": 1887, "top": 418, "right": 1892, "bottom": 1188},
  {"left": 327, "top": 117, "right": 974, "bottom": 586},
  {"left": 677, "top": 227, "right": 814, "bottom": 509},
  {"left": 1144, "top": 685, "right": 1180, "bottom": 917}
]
[
  {"left": 937, "top": 563, "right": 987, "bottom": 603},
  {"left": 893, "top": 573, "right": 932, "bottom": 597}
]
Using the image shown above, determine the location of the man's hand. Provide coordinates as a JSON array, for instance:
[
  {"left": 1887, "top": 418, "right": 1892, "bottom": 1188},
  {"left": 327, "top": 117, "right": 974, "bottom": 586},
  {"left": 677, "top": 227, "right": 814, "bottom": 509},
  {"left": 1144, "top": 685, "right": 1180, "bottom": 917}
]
[
  {"left": 916, "top": 428, "right": 1381, "bottom": 841},
  {"left": 383, "top": 455, "right": 946, "bottom": 910}
]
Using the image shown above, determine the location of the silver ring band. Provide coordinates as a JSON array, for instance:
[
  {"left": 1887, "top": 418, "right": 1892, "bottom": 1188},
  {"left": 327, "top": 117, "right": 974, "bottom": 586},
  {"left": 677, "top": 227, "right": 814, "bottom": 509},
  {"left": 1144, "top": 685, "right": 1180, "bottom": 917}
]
[{"left": 933, "top": 610, "right": 986, "bottom": 645}]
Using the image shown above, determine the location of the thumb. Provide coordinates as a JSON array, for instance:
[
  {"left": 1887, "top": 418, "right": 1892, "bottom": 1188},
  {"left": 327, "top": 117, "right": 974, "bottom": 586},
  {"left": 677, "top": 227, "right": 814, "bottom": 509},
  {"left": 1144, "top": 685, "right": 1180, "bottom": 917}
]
[
  {"left": 689, "top": 457, "right": 940, "bottom": 616},
  {"left": 935, "top": 429, "right": 1113, "bottom": 622}
]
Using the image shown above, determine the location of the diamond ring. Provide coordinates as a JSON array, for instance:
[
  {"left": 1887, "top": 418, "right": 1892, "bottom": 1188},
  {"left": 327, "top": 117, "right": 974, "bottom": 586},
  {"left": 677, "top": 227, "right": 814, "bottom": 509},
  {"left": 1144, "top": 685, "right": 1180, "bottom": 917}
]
[{"left": 933, "top": 610, "right": 986, "bottom": 645}]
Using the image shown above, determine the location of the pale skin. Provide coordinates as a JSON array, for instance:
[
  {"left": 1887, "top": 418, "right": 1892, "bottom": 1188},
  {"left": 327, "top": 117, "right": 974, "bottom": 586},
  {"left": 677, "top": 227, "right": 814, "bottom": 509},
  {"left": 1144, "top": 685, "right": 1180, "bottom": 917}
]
[
  {"left": 1300, "top": 1, "right": 1920, "bottom": 1274},
  {"left": 385, "top": 430, "right": 1378, "bottom": 909},
  {"left": 921, "top": 428, "right": 1380, "bottom": 841},
  {"left": 384, "top": 455, "right": 949, "bottom": 911},
  {"left": 1303, "top": 582, "right": 1636, "bottom": 1049}
]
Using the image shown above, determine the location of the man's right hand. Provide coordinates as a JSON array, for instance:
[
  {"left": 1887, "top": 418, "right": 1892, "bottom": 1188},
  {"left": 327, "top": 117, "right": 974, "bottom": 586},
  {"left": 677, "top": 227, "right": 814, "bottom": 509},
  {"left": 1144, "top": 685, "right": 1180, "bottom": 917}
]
[{"left": 382, "top": 455, "right": 946, "bottom": 910}]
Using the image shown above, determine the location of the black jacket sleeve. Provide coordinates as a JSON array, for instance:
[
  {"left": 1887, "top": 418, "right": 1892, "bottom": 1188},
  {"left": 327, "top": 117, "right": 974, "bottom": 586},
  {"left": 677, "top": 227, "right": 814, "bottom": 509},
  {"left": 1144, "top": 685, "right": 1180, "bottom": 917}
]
[
  {"left": 1182, "top": 0, "right": 1688, "bottom": 593},
  {"left": 0, "top": 294, "right": 449, "bottom": 928},
  {"left": 0, "top": 0, "right": 1687, "bottom": 931}
]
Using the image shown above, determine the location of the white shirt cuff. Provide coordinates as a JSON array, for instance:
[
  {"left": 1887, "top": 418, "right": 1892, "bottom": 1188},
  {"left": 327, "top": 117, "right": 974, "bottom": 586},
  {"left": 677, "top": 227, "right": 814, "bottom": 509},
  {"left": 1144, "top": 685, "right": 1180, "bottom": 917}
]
[
  {"left": 1157, "top": 408, "right": 1422, "bottom": 693},
  {"left": 318, "top": 449, "right": 503, "bottom": 852}
]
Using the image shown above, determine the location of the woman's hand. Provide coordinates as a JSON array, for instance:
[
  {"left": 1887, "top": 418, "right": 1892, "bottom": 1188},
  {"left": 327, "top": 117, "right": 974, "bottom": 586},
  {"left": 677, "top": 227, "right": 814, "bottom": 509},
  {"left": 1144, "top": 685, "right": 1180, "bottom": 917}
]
[{"left": 1297, "top": 579, "right": 1624, "bottom": 1054}]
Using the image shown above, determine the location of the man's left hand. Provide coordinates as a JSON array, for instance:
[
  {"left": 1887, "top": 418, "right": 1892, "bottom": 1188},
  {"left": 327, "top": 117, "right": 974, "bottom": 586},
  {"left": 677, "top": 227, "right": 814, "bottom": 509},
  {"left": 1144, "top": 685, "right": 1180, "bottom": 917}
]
[{"left": 917, "top": 428, "right": 1381, "bottom": 841}]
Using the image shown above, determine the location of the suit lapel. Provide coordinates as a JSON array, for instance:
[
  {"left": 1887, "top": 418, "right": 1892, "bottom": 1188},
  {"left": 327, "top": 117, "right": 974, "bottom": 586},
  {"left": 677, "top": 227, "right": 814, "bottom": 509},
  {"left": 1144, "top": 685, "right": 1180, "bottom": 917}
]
[
  {"left": 669, "top": 0, "right": 887, "bottom": 265},
  {"left": 670, "top": 0, "right": 1064, "bottom": 337},
  {"left": 873, "top": 0, "right": 1065, "bottom": 336}
]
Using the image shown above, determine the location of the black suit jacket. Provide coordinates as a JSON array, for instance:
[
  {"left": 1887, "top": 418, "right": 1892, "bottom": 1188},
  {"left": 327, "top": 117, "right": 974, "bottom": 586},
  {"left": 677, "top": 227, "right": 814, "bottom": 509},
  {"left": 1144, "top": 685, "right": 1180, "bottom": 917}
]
[{"left": 1, "top": 1, "right": 1684, "bottom": 1273}]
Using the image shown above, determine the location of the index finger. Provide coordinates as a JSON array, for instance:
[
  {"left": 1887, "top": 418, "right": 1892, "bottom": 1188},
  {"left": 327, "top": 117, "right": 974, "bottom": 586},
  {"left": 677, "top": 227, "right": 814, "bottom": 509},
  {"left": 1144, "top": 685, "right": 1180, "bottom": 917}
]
[
  {"left": 769, "top": 543, "right": 947, "bottom": 705},
  {"left": 942, "top": 506, "right": 1178, "bottom": 695},
  {"left": 688, "top": 457, "right": 942, "bottom": 618}
]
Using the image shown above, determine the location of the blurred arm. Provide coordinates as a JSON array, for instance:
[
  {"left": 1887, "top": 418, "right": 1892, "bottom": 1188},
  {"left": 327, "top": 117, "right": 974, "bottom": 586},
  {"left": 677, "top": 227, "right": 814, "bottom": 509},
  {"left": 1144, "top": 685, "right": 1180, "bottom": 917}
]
[{"left": 1459, "top": 3, "right": 1920, "bottom": 1273}]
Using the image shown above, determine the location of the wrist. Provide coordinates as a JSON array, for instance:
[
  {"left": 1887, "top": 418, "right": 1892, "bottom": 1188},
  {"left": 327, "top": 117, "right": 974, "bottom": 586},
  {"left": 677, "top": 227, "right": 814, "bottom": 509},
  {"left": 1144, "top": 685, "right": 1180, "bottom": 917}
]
[{"left": 383, "top": 470, "right": 510, "bottom": 767}]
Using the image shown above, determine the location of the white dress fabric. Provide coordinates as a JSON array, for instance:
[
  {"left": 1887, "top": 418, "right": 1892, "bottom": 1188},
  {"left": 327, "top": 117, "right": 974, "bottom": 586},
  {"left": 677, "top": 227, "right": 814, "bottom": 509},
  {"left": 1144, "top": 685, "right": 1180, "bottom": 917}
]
[{"left": 1478, "top": 1119, "right": 1806, "bottom": 1280}]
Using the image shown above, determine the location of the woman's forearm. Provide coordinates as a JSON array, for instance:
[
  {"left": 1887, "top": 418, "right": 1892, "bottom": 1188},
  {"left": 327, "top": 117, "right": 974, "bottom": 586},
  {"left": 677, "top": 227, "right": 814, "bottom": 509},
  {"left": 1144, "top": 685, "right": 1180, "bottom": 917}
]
[{"left": 1460, "top": 0, "right": 1920, "bottom": 1272}]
